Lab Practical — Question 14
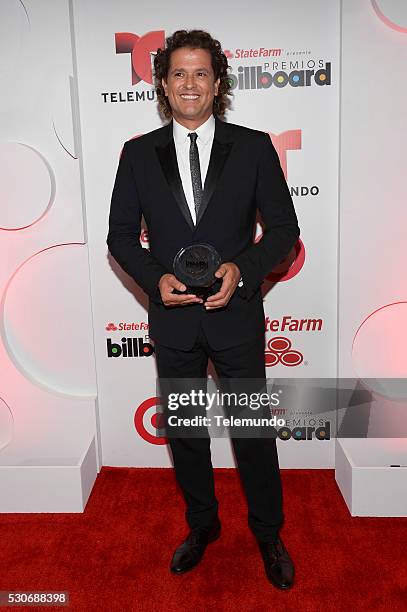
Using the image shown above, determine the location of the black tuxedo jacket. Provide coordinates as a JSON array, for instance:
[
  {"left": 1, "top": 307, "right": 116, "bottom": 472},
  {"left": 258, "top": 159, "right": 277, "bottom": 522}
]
[{"left": 107, "top": 116, "right": 300, "bottom": 350}]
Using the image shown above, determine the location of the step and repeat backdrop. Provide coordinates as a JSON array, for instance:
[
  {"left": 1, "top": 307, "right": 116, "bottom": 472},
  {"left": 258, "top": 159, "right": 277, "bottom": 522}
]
[{"left": 71, "top": 0, "right": 340, "bottom": 467}]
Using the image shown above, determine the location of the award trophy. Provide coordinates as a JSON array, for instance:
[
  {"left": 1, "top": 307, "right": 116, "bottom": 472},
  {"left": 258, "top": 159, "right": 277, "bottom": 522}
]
[{"left": 173, "top": 243, "right": 222, "bottom": 300}]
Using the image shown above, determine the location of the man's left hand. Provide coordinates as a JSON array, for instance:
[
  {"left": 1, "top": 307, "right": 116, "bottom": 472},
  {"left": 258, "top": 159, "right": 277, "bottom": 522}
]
[{"left": 204, "top": 262, "right": 241, "bottom": 310}]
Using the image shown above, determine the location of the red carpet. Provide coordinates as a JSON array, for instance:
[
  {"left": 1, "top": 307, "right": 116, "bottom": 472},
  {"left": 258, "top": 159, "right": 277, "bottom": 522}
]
[{"left": 0, "top": 468, "right": 406, "bottom": 611}]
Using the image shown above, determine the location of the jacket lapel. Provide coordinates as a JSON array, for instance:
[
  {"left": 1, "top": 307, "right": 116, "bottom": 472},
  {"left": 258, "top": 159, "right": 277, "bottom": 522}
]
[
  {"left": 155, "top": 123, "right": 194, "bottom": 230},
  {"left": 155, "top": 117, "right": 233, "bottom": 231},
  {"left": 197, "top": 120, "right": 233, "bottom": 225}
]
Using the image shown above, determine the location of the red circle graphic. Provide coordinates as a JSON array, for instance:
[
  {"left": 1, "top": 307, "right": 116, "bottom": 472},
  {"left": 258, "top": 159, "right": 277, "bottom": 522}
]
[
  {"left": 280, "top": 351, "right": 303, "bottom": 366},
  {"left": 268, "top": 337, "right": 291, "bottom": 352},
  {"left": 134, "top": 396, "right": 167, "bottom": 445},
  {"left": 265, "top": 352, "right": 279, "bottom": 367}
]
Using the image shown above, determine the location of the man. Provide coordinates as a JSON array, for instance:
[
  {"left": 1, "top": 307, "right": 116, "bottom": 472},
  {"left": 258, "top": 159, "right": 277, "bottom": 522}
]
[{"left": 107, "top": 29, "right": 300, "bottom": 590}]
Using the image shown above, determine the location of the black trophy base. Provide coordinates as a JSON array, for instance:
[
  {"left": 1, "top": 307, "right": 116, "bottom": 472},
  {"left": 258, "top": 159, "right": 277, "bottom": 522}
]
[{"left": 173, "top": 243, "right": 222, "bottom": 297}]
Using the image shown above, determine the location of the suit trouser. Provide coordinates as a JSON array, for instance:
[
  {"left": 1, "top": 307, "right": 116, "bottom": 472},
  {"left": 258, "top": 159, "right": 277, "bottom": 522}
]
[{"left": 154, "top": 321, "right": 284, "bottom": 542}]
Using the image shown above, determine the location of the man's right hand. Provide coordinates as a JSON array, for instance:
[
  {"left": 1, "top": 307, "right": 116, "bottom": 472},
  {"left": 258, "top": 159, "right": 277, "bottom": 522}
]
[{"left": 158, "top": 273, "right": 203, "bottom": 307}]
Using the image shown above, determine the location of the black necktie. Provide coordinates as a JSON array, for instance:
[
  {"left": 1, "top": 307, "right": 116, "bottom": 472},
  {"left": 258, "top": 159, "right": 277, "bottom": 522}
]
[{"left": 188, "top": 132, "right": 203, "bottom": 220}]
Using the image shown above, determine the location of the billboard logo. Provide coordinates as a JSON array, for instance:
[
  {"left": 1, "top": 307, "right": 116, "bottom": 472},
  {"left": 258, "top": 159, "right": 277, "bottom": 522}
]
[
  {"left": 228, "top": 62, "right": 331, "bottom": 90},
  {"left": 107, "top": 337, "right": 155, "bottom": 358},
  {"left": 276, "top": 422, "right": 330, "bottom": 440},
  {"left": 265, "top": 337, "right": 303, "bottom": 367},
  {"left": 115, "top": 30, "right": 165, "bottom": 85}
]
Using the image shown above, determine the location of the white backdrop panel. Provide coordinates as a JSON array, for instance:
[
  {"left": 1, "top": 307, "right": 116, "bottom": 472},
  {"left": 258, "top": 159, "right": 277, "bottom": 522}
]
[{"left": 71, "top": 0, "right": 340, "bottom": 467}]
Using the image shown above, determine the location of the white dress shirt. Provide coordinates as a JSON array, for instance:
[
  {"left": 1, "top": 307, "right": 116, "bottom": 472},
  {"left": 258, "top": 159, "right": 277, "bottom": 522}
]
[
  {"left": 173, "top": 114, "right": 215, "bottom": 225},
  {"left": 172, "top": 114, "right": 243, "bottom": 287}
]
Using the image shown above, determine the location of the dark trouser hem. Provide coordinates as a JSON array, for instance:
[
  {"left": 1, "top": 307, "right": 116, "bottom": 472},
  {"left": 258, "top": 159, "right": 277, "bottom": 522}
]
[
  {"left": 249, "top": 517, "right": 284, "bottom": 543},
  {"left": 186, "top": 502, "right": 219, "bottom": 531}
]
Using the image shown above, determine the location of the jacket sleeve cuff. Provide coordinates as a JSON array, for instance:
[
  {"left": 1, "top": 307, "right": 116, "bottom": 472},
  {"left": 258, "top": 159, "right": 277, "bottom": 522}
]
[{"left": 232, "top": 254, "right": 262, "bottom": 301}]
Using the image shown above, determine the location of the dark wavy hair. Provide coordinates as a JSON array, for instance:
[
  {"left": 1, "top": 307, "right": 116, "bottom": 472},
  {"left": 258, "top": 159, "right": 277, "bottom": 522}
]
[{"left": 153, "top": 29, "right": 231, "bottom": 119}]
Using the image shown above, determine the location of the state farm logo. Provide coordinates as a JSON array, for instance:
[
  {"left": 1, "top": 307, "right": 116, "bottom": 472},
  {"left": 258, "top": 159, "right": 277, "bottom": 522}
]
[
  {"left": 224, "top": 47, "right": 282, "bottom": 59},
  {"left": 134, "top": 397, "right": 167, "bottom": 445},
  {"left": 265, "top": 337, "right": 303, "bottom": 367},
  {"left": 105, "top": 321, "right": 149, "bottom": 332},
  {"left": 115, "top": 30, "right": 165, "bottom": 85},
  {"left": 265, "top": 315, "right": 323, "bottom": 333}
]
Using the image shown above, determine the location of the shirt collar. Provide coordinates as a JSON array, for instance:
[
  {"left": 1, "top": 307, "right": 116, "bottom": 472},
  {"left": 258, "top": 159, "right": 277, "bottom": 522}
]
[{"left": 173, "top": 114, "right": 215, "bottom": 146}]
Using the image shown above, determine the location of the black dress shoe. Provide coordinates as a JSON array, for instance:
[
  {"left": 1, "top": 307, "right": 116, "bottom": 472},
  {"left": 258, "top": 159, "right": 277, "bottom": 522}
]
[
  {"left": 257, "top": 536, "right": 294, "bottom": 589},
  {"left": 170, "top": 517, "right": 221, "bottom": 574}
]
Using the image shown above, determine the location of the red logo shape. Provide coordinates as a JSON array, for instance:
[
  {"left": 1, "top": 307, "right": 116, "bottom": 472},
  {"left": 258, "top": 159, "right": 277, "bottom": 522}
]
[
  {"left": 105, "top": 322, "right": 117, "bottom": 331},
  {"left": 265, "top": 337, "right": 303, "bottom": 367},
  {"left": 134, "top": 397, "right": 167, "bottom": 445},
  {"left": 115, "top": 31, "right": 165, "bottom": 85},
  {"left": 268, "top": 130, "right": 302, "bottom": 181},
  {"left": 140, "top": 229, "right": 149, "bottom": 244},
  {"left": 254, "top": 234, "right": 305, "bottom": 283}
]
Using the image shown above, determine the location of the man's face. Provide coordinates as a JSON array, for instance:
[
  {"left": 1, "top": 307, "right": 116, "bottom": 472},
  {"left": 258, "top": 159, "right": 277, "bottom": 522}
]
[{"left": 162, "top": 47, "right": 220, "bottom": 129}]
